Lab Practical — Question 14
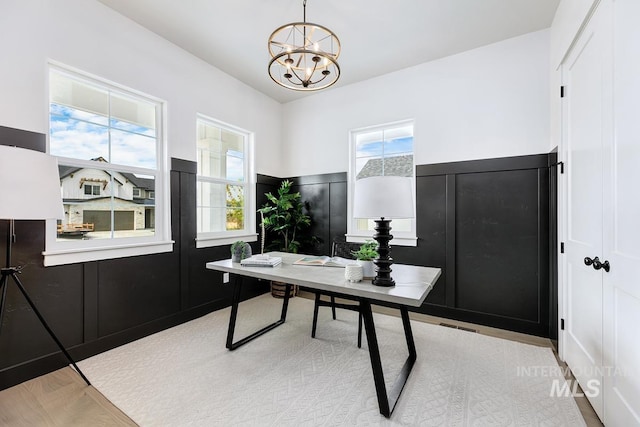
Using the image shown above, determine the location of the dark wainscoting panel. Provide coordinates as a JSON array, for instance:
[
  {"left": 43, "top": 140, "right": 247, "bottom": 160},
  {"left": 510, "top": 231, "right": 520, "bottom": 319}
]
[
  {"left": 0, "top": 125, "right": 45, "bottom": 151},
  {"left": 279, "top": 156, "right": 555, "bottom": 337},
  {"left": 0, "top": 127, "right": 266, "bottom": 390},
  {"left": 0, "top": 222, "right": 85, "bottom": 367},
  {"left": 416, "top": 154, "right": 553, "bottom": 336},
  {"left": 291, "top": 173, "right": 348, "bottom": 255},
  {"left": 96, "top": 252, "right": 181, "bottom": 337},
  {"left": 548, "top": 151, "right": 559, "bottom": 350},
  {"left": 294, "top": 182, "right": 331, "bottom": 255},
  {"left": 412, "top": 174, "right": 447, "bottom": 306},
  {"left": 329, "top": 181, "right": 348, "bottom": 241},
  {"left": 257, "top": 173, "right": 348, "bottom": 256},
  {"left": 455, "top": 169, "right": 540, "bottom": 321}
]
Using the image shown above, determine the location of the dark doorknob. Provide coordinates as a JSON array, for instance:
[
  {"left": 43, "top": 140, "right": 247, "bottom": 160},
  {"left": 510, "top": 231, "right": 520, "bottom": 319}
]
[
  {"left": 592, "top": 257, "right": 611, "bottom": 272},
  {"left": 592, "top": 256, "right": 603, "bottom": 270},
  {"left": 584, "top": 256, "right": 610, "bottom": 272}
]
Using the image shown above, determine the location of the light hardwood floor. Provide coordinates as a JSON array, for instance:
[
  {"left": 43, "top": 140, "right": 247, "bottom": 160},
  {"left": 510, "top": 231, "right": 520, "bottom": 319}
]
[
  {"left": 0, "top": 368, "right": 136, "bottom": 426},
  {"left": 0, "top": 294, "right": 602, "bottom": 426}
]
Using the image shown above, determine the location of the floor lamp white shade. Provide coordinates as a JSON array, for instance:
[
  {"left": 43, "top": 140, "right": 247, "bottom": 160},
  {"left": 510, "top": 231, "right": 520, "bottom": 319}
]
[
  {"left": 0, "top": 145, "right": 64, "bottom": 220},
  {"left": 353, "top": 176, "right": 414, "bottom": 219}
]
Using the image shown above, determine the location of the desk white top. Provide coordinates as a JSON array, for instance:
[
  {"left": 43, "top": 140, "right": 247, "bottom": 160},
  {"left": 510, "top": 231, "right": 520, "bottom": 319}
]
[{"left": 206, "top": 252, "right": 441, "bottom": 307}]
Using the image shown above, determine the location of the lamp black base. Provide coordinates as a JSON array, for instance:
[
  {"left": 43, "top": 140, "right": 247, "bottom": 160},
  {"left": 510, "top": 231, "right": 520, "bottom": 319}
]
[
  {"left": 372, "top": 276, "right": 395, "bottom": 287},
  {"left": 372, "top": 218, "right": 395, "bottom": 287}
]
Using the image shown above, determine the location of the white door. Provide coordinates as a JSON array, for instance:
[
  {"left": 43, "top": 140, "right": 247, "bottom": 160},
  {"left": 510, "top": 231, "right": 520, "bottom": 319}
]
[
  {"left": 562, "top": 2, "right": 609, "bottom": 419},
  {"left": 602, "top": 0, "right": 640, "bottom": 424}
]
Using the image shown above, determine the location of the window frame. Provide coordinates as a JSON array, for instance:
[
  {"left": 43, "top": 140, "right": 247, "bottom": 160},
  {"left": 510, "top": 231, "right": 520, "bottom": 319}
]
[
  {"left": 195, "top": 115, "right": 256, "bottom": 248},
  {"left": 43, "top": 63, "right": 173, "bottom": 266},
  {"left": 346, "top": 119, "right": 417, "bottom": 247},
  {"left": 84, "top": 184, "right": 101, "bottom": 196}
]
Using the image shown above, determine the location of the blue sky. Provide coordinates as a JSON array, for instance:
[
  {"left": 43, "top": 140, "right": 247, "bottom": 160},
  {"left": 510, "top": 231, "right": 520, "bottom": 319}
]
[
  {"left": 356, "top": 136, "right": 413, "bottom": 158},
  {"left": 50, "top": 104, "right": 157, "bottom": 170}
]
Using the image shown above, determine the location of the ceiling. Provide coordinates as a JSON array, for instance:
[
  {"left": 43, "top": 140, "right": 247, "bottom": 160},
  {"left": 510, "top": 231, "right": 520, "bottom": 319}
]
[{"left": 97, "top": 0, "right": 560, "bottom": 104}]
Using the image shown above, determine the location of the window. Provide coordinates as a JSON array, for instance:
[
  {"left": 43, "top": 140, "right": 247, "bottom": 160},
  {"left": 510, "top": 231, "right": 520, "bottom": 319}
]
[
  {"left": 132, "top": 188, "right": 141, "bottom": 198},
  {"left": 84, "top": 184, "right": 101, "bottom": 196},
  {"left": 196, "top": 116, "right": 255, "bottom": 248},
  {"left": 347, "top": 120, "right": 417, "bottom": 246},
  {"left": 44, "top": 64, "right": 172, "bottom": 266}
]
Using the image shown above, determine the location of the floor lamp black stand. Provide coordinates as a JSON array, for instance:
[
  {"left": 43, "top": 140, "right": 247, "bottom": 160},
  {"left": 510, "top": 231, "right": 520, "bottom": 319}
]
[{"left": 0, "top": 219, "right": 91, "bottom": 386}]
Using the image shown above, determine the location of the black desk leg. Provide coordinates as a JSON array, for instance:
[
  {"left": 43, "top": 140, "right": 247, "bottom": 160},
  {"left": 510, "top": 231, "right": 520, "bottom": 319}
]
[
  {"left": 226, "top": 277, "right": 291, "bottom": 351},
  {"left": 360, "top": 300, "right": 417, "bottom": 418}
]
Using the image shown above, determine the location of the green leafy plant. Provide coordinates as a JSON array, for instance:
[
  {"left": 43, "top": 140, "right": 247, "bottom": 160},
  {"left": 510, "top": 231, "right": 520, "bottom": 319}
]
[
  {"left": 351, "top": 240, "right": 379, "bottom": 261},
  {"left": 230, "top": 240, "right": 251, "bottom": 261},
  {"left": 258, "top": 180, "right": 314, "bottom": 253}
]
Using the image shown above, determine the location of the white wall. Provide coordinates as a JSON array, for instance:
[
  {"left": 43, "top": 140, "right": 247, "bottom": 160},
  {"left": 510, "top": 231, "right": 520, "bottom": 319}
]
[
  {"left": 0, "top": 0, "right": 554, "bottom": 180},
  {"left": 281, "top": 29, "right": 552, "bottom": 177},
  {"left": 0, "top": 0, "right": 283, "bottom": 177}
]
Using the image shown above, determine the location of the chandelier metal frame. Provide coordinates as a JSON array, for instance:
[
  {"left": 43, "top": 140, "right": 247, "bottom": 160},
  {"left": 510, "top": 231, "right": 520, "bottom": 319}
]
[{"left": 268, "top": 0, "right": 341, "bottom": 91}]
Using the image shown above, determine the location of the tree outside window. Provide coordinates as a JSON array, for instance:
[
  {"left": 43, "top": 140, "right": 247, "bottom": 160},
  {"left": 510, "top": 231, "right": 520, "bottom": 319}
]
[{"left": 196, "top": 116, "right": 255, "bottom": 247}]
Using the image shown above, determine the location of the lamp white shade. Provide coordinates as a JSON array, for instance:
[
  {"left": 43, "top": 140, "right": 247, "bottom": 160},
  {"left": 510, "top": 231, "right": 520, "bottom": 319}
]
[
  {"left": 0, "top": 145, "right": 65, "bottom": 220},
  {"left": 353, "top": 176, "right": 414, "bottom": 219}
]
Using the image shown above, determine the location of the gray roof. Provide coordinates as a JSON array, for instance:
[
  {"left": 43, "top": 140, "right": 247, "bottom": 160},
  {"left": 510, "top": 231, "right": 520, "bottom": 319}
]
[
  {"left": 356, "top": 154, "right": 414, "bottom": 179},
  {"left": 58, "top": 157, "right": 154, "bottom": 191}
]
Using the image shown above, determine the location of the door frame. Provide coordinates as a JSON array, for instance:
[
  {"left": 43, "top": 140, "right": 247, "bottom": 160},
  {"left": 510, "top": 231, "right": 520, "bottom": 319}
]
[{"left": 557, "top": 0, "right": 602, "bottom": 365}]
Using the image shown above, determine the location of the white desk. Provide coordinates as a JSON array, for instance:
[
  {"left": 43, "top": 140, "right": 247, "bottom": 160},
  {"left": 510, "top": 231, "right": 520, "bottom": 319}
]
[{"left": 206, "top": 252, "right": 441, "bottom": 418}]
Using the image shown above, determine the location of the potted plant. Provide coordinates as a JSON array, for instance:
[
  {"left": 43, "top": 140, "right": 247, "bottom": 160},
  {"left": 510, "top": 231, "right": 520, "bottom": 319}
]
[
  {"left": 258, "top": 179, "right": 316, "bottom": 297},
  {"left": 351, "top": 240, "right": 379, "bottom": 279},
  {"left": 230, "top": 240, "right": 252, "bottom": 262},
  {"left": 258, "top": 179, "right": 313, "bottom": 254}
]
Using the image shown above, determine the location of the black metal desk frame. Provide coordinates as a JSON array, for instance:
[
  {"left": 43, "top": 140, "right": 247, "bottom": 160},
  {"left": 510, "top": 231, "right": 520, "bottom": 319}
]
[
  {"left": 225, "top": 276, "right": 417, "bottom": 418},
  {"left": 226, "top": 276, "right": 292, "bottom": 350}
]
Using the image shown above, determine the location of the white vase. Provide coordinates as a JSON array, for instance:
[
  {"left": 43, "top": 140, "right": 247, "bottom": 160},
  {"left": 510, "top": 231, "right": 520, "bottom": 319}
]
[
  {"left": 357, "top": 260, "right": 375, "bottom": 279},
  {"left": 344, "top": 264, "right": 363, "bottom": 282}
]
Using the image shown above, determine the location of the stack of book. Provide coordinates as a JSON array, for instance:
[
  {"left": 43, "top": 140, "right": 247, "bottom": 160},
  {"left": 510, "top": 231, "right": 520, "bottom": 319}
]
[{"left": 240, "top": 255, "right": 282, "bottom": 267}]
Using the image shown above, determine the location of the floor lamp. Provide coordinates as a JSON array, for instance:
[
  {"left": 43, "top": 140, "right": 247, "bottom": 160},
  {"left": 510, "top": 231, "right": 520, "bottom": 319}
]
[
  {"left": 353, "top": 176, "right": 414, "bottom": 287},
  {"left": 0, "top": 145, "right": 91, "bottom": 386}
]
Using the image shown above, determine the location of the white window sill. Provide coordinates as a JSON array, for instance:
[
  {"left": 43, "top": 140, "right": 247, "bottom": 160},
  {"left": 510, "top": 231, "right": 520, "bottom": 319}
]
[
  {"left": 345, "top": 234, "right": 418, "bottom": 247},
  {"left": 43, "top": 240, "right": 174, "bottom": 266},
  {"left": 196, "top": 233, "right": 258, "bottom": 249}
]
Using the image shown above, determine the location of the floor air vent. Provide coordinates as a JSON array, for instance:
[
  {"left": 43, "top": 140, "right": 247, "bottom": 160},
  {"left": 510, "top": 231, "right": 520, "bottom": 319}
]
[{"left": 439, "top": 323, "right": 478, "bottom": 333}]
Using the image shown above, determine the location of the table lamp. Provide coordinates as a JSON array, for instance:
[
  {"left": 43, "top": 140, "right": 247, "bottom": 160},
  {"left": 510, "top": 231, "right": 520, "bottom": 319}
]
[
  {"left": 0, "top": 145, "right": 90, "bottom": 385},
  {"left": 353, "top": 176, "right": 414, "bottom": 287}
]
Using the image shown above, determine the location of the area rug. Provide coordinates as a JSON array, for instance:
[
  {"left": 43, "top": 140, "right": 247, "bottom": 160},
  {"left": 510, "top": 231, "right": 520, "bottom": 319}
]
[{"left": 78, "top": 294, "right": 585, "bottom": 426}]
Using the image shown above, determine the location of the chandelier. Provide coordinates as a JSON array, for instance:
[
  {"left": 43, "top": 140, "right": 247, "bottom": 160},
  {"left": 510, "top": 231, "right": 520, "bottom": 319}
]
[{"left": 268, "top": 0, "right": 341, "bottom": 91}]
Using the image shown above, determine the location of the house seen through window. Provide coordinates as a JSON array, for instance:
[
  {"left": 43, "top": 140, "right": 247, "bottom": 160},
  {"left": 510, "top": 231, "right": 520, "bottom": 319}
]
[{"left": 46, "top": 65, "right": 168, "bottom": 263}]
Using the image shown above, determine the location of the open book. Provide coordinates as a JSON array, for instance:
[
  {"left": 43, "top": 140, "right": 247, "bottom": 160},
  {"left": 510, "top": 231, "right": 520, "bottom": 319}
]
[{"left": 293, "top": 255, "right": 352, "bottom": 268}]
